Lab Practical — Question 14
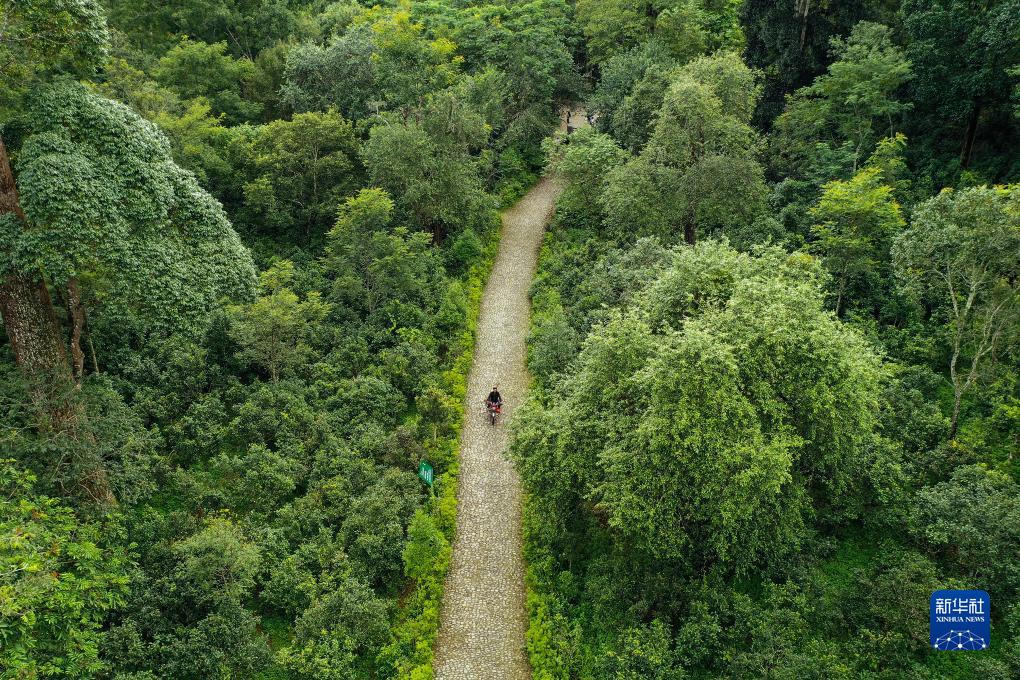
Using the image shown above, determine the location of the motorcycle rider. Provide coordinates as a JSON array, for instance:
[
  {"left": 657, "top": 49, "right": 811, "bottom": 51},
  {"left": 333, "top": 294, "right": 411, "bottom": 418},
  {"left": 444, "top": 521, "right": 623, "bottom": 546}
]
[{"left": 485, "top": 385, "right": 503, "bottom": 411}]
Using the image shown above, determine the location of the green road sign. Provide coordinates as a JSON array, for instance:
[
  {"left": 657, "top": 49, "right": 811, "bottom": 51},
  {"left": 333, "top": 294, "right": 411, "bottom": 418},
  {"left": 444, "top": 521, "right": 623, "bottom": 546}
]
[{"left": 418, "top": 460, "right": 434, "bottom": 487}]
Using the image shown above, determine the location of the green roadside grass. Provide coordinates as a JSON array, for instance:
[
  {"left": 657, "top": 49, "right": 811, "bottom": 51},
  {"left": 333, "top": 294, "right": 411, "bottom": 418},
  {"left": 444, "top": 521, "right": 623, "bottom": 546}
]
[{"left": 379, "top": 219, "right": 500, "bottom": 679}]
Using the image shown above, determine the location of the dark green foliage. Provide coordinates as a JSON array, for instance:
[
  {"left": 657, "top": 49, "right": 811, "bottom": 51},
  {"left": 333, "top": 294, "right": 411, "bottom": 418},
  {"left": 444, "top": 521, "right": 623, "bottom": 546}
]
[
  {"left": 740, "top": 0, "right": 886, "bottom": 126},
  {"left": 911, "top": 465, "right": 1020, "bottom": 598},
  {"left": 10, "top": 82, "right": 257, "bottom": 344},
  {"left": 282, "top": 26, "right": 378, "bottom": 119},
  {"left": 5, "top": 0, "right": 1020, "bottom": 677},
  {"left": 232, "top": 110, "right": 361, "bottom": 246},
  {"left": 901, "top": 0, "right": 1020, "bottom": 183},
  {"left": 2, "top": 1, "right": 534, "bottom": 676},
  {"left": 0, "top": 0, "right": 109, "bottom": 100},
  {"left": 519, "top": 4, "right": 1020, "bottom": 673}
]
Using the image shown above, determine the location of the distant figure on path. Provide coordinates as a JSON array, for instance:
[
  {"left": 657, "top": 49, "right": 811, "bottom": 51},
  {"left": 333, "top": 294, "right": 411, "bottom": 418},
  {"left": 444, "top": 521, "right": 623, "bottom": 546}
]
[{"left": 485, "top": 384, "right": 503, "bottom": 410}]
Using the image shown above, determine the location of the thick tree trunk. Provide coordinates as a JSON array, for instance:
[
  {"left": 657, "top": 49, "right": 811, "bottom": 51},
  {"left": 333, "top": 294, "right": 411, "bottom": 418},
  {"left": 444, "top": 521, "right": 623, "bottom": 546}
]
[
  {"left": 684, "top": 216, "right": 696, "bottom": 246},
  {"left": 0, "top": 275, "right": 70, "bottom": 376},
  {"left": 0, "top": 136, "right": 70, "bottom": 378},
  {"left": 66, "top": 278, "right": 86, "bottom": 381},
  {"left": 0, "top": 135, "right": 115, "bottom": 505},
  {"left": 960, "top": 105, "right": 980, "bottom": 169}
]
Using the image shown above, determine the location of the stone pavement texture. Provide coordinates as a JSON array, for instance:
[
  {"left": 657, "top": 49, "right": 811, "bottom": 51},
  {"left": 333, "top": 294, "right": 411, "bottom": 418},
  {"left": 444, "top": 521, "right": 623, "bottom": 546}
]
[{"left": 434, "top": 110, "right": 584, "bottom": 680}]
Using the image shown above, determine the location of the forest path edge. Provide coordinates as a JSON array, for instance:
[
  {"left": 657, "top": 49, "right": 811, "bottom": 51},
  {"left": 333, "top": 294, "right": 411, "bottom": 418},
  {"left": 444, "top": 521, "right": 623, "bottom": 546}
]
[{"left": 433, "top": 110, "right": 583, "bottom": 679}]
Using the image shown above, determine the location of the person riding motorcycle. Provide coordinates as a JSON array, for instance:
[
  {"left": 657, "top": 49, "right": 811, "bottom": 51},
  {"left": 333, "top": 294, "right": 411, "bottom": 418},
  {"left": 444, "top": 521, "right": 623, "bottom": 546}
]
[{"left": 485, "top": 385, "right": 503, "bottom": 411}]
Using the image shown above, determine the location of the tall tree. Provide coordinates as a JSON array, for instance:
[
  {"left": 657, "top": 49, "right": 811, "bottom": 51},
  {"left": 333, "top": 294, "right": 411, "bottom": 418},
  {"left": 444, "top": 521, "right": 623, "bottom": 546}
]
[
  {"left": 740, "top": 0, "right": 883, "bottom": 125},
  {"left": 892, "top": 185, "right": 1020, "bottom": 439},
  {"left": 603, "top": 54, "right": 766, "bottom": 245},
  {"left": 514, "top": 242, "right": 884, "bottom": 577},
  {"left": 772, "top": 22, "right": 912, "bottom": 177},
  {"left": 809, "top": 163, "right": 906, "bottom": 316},
  {"left": 0, "top": 0, "right": 108, "bottom": 381},
  {"left": 4, "top": 80, "right": 257, "bottom": 501},
  {"left": 233, "top": 110, "right": 361, "bottom": 245},
  {"left": 151, "top": 38, "right": 262, "bottom": 124}
]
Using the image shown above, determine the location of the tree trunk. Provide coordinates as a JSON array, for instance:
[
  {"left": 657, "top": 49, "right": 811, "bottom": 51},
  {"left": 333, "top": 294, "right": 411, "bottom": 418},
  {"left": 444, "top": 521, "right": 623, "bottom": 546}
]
[
  {"left": 0, "top": 275, "right": 70, "bottom": 376},
  {"left": 87, "top": 328, "right": 99, "bottom": 374},
  {"left": 798, "top": 0, "right": 812, "bottom": 52},
  {"left": 949, "top": 389, "right": 961, "bottom": 440},
  {"left": 683, "top": 216, "right": 696, "bottom": 246},
  {"left": 0, "top": 135, "right": 115, "bottom": 505},
  {"left": 66, "top": 278, "right": 86, "bottom": 382},
  {"left": 0, "top": 136, "right": 71, "bottom": 379},
  {"left": 960, "top": 105, "right": 980, "bottom": 169}
]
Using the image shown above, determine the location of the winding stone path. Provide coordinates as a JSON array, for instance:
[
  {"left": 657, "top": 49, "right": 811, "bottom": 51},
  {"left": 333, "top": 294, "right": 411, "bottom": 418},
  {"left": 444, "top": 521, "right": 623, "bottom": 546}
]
[{"left": 434, "top": 111, "right": 583, "bottom": 679}]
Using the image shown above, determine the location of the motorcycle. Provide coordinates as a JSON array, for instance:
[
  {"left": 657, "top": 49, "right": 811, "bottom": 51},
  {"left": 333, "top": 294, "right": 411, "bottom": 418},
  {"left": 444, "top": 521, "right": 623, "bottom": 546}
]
[{"left": 485, "top": 400, "right": 502, "bottom": 425}]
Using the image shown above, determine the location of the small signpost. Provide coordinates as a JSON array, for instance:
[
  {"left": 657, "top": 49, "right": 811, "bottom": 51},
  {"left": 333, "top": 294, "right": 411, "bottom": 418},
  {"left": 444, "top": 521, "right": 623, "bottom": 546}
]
[{"left": 418, "top": 459, "right": 434, "bottom": 488}]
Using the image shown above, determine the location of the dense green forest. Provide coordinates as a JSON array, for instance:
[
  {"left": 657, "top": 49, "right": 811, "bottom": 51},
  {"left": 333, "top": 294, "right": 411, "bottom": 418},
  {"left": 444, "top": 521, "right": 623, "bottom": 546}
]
[
  {"left": 1, "top": 0, "right": 575, "bottom": 677},
  {"left": 516, "top": 1, "right": 1020, "bottom": 678},
  {"left": 0, "top": 0, "right": 1017, "bottom": 678}
]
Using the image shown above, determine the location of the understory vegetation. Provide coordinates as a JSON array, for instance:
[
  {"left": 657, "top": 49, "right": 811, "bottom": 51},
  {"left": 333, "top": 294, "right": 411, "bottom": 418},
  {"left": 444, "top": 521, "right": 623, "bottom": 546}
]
[{"left": 516, "top": 1, "right": 1019, "bottom": 678}]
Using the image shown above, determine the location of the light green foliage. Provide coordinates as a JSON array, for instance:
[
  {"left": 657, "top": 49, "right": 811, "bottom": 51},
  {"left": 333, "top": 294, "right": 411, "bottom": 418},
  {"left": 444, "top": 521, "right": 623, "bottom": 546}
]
[
  {"left": 361, "top": 115, "right": 492, "bottom": 240},
  {"left": 773, "top": 22, "right": 912, "bottom": 175},
  {"left": 515, "top": 242, "right": 884, "bottom": 575},
  {"left": 603, "top": 53, "right": 766, "bottom": 244},
  {"left": 152, "top": 39, "right": 262, "bottom": 124},
  {"left": 234, "top": 110, "right": 360, "bottom": 244},
  {"left": 650, "top": 78, "right": 747, "bottom": 163},
  {"left": 416, "top": 0, "right": 577, "bottom": 115},
  {"left": 325, "top": 188, "right": 450, "bottom": 342},
  {"left": 597, "top": 619, "right": 683, "bottom": 679},
  {"left": 810, "top": 164, "right": 906, "bottom": 315},
  {"left": 366, "top": 7, "right": 463, "bottom": 111},
  {"left": 0, "top": 460, "right": 129, "bottom": 678},
  {"left": 173, "top": 517, "right": 261, "bottom": 606},
  {"left": 577, "top": 0, "right": 742, "bottom": 66},
  {"left": 547, "top": 128, "right": 628, "bottom": 227},
  {"left": 681, "top": 51, "right": 761, "bottom": 124},
  {"left": 11, "top": 82, "right": 256, "bottom": 340},
  {"left": 280, "top": 577, "right": 391, "bottom": 679},
  {"left": 402, "top": 509, "right": 451, "bottom": 583},
  {"left": 228, "top": 260, "right": 331, "bottom": 382},
  {"left": 892, "top": 185, "right": 1020, "bottom": 435},
  {"left": 575, "top": 0, "right": 653, "bottom": 65},
  {"left": 654, "top": 1, "right": 708, "bottom": 64},
  {"left": 94, "top": 58, "right": 234, "bottom": 189},
  {"left": 610, "top": 64, "right": 674, "bottom": 152}
]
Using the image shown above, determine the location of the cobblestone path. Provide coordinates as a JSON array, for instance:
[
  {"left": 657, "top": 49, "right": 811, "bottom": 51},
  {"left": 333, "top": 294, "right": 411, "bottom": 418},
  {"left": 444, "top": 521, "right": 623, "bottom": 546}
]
[{"left": 434, "top": 111, "right": 583, "bottom": 679}]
